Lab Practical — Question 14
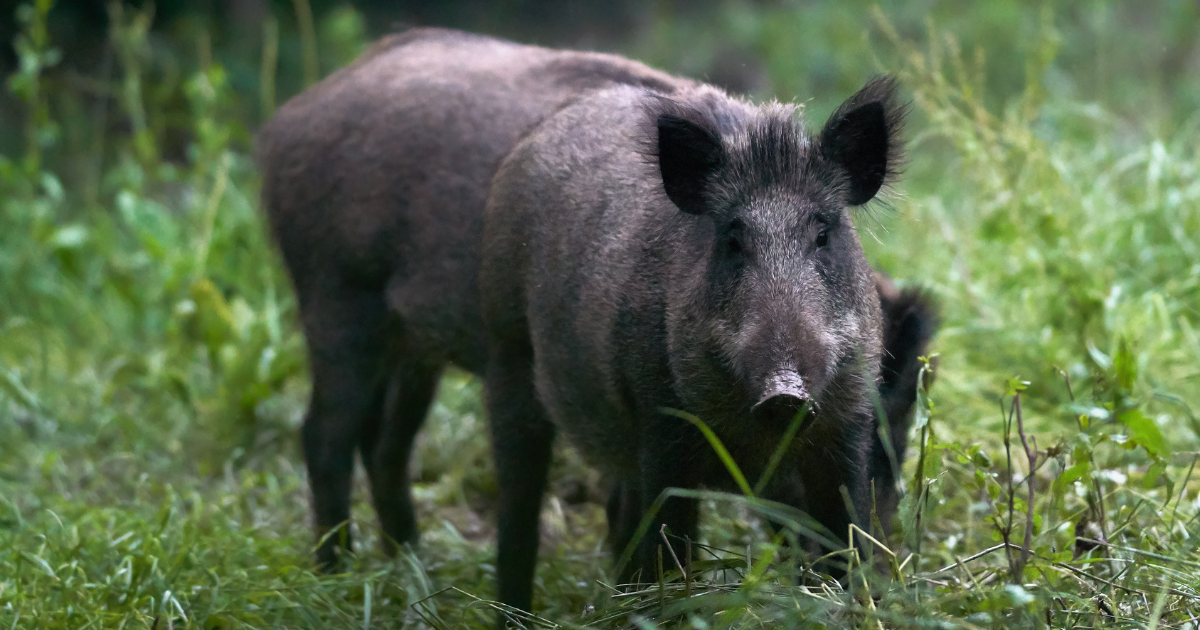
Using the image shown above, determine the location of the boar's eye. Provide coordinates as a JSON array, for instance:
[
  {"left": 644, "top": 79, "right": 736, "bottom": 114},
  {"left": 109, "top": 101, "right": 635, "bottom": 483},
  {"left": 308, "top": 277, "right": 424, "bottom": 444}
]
[{"left": 815, "top": 229, "right": 829, "bottom": 249}]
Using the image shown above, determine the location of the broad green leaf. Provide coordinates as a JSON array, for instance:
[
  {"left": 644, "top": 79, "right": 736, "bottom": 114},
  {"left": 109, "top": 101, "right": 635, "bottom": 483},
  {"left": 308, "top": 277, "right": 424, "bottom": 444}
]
[
  {"left": 1004, "top": 377, "right": 1030, "bottom": 397},
  {"left": 1143, "top": 460, "right": 1168, "bottom": 490},
  {"left": 1119, "top": 408, "right": 1168, "bottom": 457},
  {"left": 1055, "top": 460, "right": 1090, "bottom": 490}
]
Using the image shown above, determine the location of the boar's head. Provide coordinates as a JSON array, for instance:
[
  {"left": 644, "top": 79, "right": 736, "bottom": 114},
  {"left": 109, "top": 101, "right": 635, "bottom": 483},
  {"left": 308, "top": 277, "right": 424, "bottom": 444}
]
[{"left": 651, "top": 77, "right": 907, "bottom": 433}]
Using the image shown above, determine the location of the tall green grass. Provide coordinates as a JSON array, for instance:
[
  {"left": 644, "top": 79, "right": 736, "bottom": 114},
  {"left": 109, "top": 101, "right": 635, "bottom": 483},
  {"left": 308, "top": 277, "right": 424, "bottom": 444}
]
[{"left": 1, "top": 1, "right": 1198, "bottom": 628}]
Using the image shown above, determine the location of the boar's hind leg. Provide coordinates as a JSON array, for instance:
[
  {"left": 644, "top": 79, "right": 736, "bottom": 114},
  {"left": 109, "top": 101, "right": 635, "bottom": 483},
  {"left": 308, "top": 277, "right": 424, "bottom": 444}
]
[
  {"left": 361, "top": 354, "right": 441, "bottom": 555},
  {"left": 486, "top": 351, "right": 555, "bottom": 614},
  {"left": 299, "top": 286, "right": 391, "bottom": 571}
]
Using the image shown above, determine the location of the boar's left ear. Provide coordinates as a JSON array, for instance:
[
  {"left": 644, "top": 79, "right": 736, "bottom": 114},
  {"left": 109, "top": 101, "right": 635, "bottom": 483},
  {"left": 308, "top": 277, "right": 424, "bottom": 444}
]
[
  {"left": 657, "top": 113, "right": 725, "bottom": 215},
  {"left": 819, "top": 75, "right": 907, "bottom": 206}
]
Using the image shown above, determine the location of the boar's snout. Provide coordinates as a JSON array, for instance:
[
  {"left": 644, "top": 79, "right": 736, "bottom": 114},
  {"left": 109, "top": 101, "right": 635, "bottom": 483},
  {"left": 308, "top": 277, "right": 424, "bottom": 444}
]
[{"left": 751, "top": 370, "right": 814, "bottom": 431}]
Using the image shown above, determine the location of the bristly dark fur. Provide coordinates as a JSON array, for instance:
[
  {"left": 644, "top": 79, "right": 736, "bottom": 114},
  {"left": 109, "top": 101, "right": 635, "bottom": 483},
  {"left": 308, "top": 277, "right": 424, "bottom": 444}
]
[
  {"left": 638, "top": 94, "right": 806, "bottom": 181},
  {"left": 639, "top": 94, "right": 818, "bottom": 212},
  {"left": 879, "top": 284, "right": 938, "bottom": 392},
  {"left": 876, "top": 273, "right": 939, "bottom": 445},
  {"left": 738, "top": 108, "right": 808, "bottom": 191}
]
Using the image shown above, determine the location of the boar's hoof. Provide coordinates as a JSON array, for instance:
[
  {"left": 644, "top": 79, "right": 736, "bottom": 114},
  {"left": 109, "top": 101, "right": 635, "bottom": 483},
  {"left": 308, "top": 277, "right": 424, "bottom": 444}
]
[{"left": 752, "top": 371, "right": 813, "bottom": 430}]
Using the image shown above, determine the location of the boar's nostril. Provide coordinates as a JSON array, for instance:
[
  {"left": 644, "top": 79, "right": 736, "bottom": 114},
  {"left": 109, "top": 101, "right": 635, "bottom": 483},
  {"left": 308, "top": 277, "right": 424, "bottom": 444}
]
[
  {"left": 752, "top": 393, "right": 812, "bottom": 430},
  {"left": 751, "top": 371, "right": 813, "bottom": 430}
]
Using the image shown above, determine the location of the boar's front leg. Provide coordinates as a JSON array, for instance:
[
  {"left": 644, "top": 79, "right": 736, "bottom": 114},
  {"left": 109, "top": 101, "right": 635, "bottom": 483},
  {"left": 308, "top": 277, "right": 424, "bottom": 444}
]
[
  {"left": 606, "top": 480, "right": 642, "bottom": 577},
  {"left": 486, "top": 348, "right": 555, "bottom": 615},
  {"left": 621, "top": 415, "right": 701, "bottom": 585},
  {"left": 776, "top": 422, "right": 872, "bottom": 577},
  {"left": 809, "top": 431, "right": 870, "bottom": 573}
]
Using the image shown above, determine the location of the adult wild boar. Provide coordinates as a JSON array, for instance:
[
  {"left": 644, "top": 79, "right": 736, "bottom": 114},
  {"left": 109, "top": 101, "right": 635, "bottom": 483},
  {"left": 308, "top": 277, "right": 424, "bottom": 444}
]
[
  {"left": 257, "top": 27, "right": 689, "bottom": 569},
  {"left": 257, "top": 27, "right": 935, "bottom": 615},
  {"left": 482, "top": 77, "right": 907, "bottom": 610}
]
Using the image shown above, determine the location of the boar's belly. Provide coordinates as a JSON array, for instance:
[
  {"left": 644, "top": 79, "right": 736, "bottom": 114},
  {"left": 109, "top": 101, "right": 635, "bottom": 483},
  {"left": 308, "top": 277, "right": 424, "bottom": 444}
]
[{"left": 530, "top": 355, "right": 641, "bottom": 477}]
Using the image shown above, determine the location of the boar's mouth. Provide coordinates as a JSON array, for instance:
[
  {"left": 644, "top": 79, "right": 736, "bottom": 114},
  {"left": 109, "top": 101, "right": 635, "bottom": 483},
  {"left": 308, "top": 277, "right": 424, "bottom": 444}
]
[{"left": 751, "top": 370, "right": 815, "bottom": 431}]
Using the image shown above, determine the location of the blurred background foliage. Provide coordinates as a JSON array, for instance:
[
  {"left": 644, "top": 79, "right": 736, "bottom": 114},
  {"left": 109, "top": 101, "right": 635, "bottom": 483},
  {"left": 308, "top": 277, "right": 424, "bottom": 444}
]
[
  {"left": 0, "top": 0, "right": 1198, "bottom": 627},
  {"left": 2, "top": 1, "right": 1197, "bottom": 171}
]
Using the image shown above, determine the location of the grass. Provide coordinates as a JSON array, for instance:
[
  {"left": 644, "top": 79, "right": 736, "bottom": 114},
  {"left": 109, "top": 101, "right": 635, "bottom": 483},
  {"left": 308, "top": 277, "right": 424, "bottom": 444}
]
[{"left": 1, "top": 1, "right": 1198, "bottom": 627}]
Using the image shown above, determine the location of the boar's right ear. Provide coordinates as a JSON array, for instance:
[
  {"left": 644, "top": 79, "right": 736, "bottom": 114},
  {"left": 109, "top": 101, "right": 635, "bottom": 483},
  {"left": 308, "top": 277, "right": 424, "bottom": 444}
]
[
  {"left": 657, "top": 113, "right": 725, "bottom": 215},
  {"left": 819, "top": 75, "right": 907, "bottom": 206}
]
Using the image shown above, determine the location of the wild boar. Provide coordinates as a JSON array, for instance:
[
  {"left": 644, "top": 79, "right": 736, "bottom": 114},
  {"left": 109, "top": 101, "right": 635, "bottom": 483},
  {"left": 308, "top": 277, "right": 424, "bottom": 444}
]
[
  {"left": 481, "top": 76, "right": 908, "bottom": 610},
  {"left": 870, "top": 275, "right": 939, "bottom": 536},
  {"left": 256, "top": 27, "right": 689, "bottom": 570},
  {"left": 256, "top": 27, "right": 935, "bottom": 615}
]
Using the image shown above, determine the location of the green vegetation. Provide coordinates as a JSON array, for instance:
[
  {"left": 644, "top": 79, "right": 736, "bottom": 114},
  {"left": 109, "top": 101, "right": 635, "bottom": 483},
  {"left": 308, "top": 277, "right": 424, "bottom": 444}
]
[{"left": 1, "top": 1, "right": 1198, "bottom": 627}]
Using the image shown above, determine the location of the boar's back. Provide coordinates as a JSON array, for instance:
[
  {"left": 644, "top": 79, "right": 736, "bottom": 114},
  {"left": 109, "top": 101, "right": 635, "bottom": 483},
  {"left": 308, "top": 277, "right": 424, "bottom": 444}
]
[{"left": 256, "top": 28, "right": 689, "bottom": 373}]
